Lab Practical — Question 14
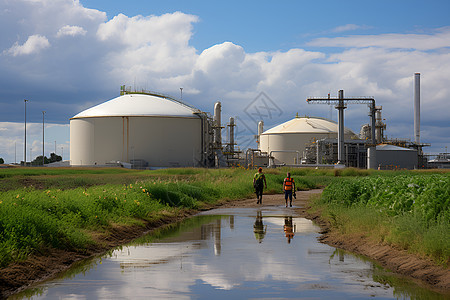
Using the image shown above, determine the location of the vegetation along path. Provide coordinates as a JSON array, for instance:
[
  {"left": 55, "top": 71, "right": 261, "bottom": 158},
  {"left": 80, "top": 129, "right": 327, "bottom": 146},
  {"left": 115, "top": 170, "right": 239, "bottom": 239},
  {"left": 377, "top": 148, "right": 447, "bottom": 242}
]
[{"left": 0, "top": 167, "right": 448, "bottom": 298}]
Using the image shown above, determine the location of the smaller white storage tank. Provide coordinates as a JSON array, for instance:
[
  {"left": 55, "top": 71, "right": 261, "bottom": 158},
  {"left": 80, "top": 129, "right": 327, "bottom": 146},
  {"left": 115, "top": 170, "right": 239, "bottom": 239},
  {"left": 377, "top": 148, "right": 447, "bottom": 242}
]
[
  {"left": 70, "top": 93, "right": 205, "bottom": 168},
  {"left": 376, "top": 144, "right": 418, "bottom": 170},
  {"left": 259, "top": 116, "right": 357, "bottom": 165}
]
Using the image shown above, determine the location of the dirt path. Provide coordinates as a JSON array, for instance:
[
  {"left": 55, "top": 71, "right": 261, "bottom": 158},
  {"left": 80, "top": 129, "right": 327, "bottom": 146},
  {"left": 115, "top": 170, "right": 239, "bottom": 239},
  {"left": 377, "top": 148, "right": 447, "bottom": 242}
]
[{"left": 1, "top": 190, "right": 449, "bottom": 298}]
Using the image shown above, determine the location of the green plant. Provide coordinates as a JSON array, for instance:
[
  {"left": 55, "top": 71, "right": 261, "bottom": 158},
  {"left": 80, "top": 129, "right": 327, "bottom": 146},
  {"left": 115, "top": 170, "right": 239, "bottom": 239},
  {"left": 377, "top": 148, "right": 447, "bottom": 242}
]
[{"left": 317, "top": 173, "right": 449, "bottom": 265}]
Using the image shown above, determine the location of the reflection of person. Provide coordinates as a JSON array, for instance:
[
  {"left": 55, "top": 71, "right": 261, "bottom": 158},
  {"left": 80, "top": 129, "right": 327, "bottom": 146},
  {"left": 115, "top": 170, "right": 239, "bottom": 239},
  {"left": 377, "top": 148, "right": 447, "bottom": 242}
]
[
  {"left": 283, "top": 172, "right": 295, "bottom": 207},
  {"left": 283, "top": 217, "right": 295, "bottom": 244},
  {"left": 253, "top": 210, "right": 267, "bottom": 243},
  {"left": 253, "top": 167, "right": 267, "bottom": 204}
]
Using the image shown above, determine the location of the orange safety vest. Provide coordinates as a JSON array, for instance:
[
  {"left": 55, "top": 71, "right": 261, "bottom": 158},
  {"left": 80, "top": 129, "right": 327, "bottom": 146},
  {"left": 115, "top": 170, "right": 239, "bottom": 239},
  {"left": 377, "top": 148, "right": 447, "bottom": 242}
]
[{"left": 284, "top": 177, "right": 294, "bottom": 191}]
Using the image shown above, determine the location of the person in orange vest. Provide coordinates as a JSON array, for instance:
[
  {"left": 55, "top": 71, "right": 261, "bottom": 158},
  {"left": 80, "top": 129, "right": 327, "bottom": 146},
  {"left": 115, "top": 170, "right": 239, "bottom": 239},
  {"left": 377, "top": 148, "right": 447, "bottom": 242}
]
[
  {"left": 283, "top": 172, "right": 295, "bottom": 207},
  {"left": 253, "top": 167, "right": 267, "bottom": 204}
]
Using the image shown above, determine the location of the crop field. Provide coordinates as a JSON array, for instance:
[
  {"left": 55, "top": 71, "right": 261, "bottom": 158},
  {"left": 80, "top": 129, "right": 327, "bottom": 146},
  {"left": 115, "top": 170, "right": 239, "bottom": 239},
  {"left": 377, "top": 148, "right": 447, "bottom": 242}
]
[{"left": 317, "top": 173, "right": 450, "bottom": 265}]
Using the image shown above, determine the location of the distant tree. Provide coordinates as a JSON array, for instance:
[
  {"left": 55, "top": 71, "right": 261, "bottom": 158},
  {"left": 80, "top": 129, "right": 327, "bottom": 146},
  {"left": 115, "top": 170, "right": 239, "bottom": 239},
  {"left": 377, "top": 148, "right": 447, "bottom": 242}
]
[
  {"left": 49, "top": 153, "right": 62, "bottom": 163},
  {"left": 32, "top": 155, "right": 49, "bottom": 166},
  {"left": 30, "top": 153, "right": 62, "bottom": 166},
  {"left": 0, "top": 158, "right": 4, "bottom": 164}
]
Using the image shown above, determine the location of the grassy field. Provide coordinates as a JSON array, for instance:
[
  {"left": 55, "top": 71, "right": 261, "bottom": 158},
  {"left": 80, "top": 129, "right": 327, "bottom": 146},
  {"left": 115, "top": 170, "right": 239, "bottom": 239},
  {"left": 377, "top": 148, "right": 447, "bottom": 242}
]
[
  {"left": 0, "top": 167, "right": 329, "bottom": 268},
  {"left": 0, "top": 166, "right": 448, "bottom": 269}
]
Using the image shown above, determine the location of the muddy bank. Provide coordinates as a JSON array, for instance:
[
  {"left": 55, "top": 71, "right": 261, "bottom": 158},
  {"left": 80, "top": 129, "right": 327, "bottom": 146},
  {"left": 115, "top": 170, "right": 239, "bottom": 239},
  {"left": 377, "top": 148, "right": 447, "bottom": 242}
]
[
  {"left": 0, "top": 210, "right": 196, "bottom": 299},
  {"left": 1, "top": 190, "right": 449, "bottom": 298}
]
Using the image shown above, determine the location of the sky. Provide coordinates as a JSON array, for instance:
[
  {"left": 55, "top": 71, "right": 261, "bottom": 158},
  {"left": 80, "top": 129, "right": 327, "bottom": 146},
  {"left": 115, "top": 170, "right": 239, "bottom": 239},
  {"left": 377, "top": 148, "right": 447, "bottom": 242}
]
[{"left": 0, "top": 0, "right": 449, "bottom": 164}]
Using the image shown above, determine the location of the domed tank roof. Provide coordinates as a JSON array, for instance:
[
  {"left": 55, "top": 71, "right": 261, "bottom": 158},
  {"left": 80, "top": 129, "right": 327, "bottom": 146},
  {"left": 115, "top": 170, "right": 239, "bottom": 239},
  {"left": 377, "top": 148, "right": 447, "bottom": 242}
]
[
  {"left": 71, "top": 93, "right": 200, "bottom": 119},
  {"left": 262, "top": 116, "right": 356, "bottom": 136}
]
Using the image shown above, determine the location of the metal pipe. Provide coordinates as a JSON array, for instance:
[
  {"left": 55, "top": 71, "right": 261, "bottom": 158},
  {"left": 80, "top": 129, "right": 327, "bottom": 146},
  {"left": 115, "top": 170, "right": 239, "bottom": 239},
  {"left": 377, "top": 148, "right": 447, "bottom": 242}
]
[
  {"left": 126, "top": 117, "right": 129, "bottom": 162},
  {"left": 257, "top": 121, "right": 264, "bottom": 148},
  {"left": 269, "top": 150, "right": 300, "bottom": 167},
  {"left": 245, "top": 148, "right": 262, "bottom": 168},
  {"left": 42, "top": 111, "right": 45, "bottom": 166},
  {"left": 316, "top": 140, "right": 321, "bottom": 165},
  {"left": 414, "top": 73, "right": 420, "bottom": 144},
  {"left": 229, "top": 117, "right": 235, "bottom": 153},
  {"left": 370, "top": 103, "right": 376, "bottom": 145},
  {"left": 122, "top": 117, "right": 125, "bottom": 162},
  {"left": 375, "top": 108, "right": 382, "bottom": 143},
  {"left": 336, "top": 90, "right": 345, "bottom": 164},
  {"left": 258, "top": 121, "right": 264, "bottom": 136},
  {"left": 214, "top": 102, "right": 221, "bottom": 147},
  {"left": 24, "top": 99, "right": 28, "bottom": 165}
]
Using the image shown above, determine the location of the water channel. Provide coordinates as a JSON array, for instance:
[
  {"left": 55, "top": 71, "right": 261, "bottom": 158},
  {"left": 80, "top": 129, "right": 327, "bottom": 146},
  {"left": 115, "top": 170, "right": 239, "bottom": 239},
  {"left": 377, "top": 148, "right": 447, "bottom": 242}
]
[{"left": 13, "top": 206, "right": 445, "bottom": 299}]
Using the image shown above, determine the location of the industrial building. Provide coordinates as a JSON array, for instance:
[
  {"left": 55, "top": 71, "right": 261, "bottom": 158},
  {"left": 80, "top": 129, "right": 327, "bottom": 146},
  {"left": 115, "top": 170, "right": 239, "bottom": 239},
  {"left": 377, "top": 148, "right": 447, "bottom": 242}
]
[
  {"left": 253, "top": 73, "right": 427, "bottom": 170},
  {"left": 258, "top": 116, "right": 357, "bottom": 166},
  {"left": 70, "top": 89, "right": 218, "bottom": 168},
  {"left": 375, "top": 144, "right": 418, "bottom": 170},
  {"left": 70, "top": 72, "right": 432, "bottom": 170}
]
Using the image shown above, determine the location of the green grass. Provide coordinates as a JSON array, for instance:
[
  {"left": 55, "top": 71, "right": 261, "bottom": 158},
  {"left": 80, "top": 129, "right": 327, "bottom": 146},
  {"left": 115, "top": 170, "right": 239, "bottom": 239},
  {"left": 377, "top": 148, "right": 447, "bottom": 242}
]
[
  {"left": 0, "top": 167, "right": 330, "bottom": 268},
  {"left": 0, "top": 166, "right": 448, "bottom": 269}
]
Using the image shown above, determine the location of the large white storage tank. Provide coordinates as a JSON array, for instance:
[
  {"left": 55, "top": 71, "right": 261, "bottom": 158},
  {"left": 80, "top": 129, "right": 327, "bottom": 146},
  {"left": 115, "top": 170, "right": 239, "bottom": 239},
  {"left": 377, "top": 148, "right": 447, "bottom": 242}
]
[
  {"left": 259, "top": 116, "right": 357, "bottom": 165},
  {"left": 70, "top": 93, "right": 204, "bottom": 168}
]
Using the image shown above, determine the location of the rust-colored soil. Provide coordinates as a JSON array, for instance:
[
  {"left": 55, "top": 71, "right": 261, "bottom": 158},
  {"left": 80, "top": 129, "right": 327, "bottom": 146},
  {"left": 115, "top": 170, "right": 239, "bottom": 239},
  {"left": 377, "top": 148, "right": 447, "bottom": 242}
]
[{"left": 1, "top": 190, "right": 449, "bottom": 298}]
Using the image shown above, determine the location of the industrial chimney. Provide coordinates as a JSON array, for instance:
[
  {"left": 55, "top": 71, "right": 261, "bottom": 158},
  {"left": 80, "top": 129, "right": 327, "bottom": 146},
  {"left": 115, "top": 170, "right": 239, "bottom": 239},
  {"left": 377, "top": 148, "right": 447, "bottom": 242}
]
[
  {"left": 214, "top": 101, "right": 222, "bottom": 148},
  {"left": 257, "top": 120, "right": 264, "bottom": 148},
  {"left": 414, "top": 73, "right": 420, "bottom": 144}
]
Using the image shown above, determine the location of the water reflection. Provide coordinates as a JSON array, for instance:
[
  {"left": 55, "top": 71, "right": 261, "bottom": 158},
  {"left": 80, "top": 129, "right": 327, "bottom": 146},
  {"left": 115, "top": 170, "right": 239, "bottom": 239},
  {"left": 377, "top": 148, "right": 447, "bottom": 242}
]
[
  {"left": 284, "top": 216, "right": 295, "bottom": 244},
  {"left": 13, "top": 208, "right": 447, "bottom": 300},
  {"left": 253, "top": 210, "right": 266, "bottom": 243}
]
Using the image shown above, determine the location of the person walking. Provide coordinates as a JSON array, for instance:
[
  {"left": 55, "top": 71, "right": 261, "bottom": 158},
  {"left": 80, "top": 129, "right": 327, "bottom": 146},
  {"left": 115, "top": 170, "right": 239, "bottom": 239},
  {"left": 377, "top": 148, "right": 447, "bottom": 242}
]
[
  {"left": 253, "top": 167, "right": 267, "bottom": 204},
  {"left": 283, "top": 172, "right": 295, "bottom": 207}
]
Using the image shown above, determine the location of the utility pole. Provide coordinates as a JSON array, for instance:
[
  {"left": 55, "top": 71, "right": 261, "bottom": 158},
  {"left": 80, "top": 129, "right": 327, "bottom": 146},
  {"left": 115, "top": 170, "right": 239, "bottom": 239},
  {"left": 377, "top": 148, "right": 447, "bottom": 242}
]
[
  {"left": 307, "top": 91, "right": 377, "bottom": 168},
  {"left": 180, "top": 87, "right": 183, "bottom": 100},
  {"left": 24, "top": 99, "right": 28, "bottom": 166},
  {"left": 42, "top": 111, "right": 45, "bottom": 166}
]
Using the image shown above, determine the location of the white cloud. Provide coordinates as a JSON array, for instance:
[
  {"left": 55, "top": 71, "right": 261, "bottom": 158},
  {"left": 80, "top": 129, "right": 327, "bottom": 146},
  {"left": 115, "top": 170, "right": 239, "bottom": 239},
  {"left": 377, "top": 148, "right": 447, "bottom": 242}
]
[
  {"left": 308, "top": 27, "right": 450, "bottom": 50},
  {"left": 96, "top": 12, "right": 199, "bottom": 82},
  {"left": 332, "top": 24, "right": 370, "bottom": 33},
  {"left": 56, "top": 25, "right": 87, "bottom": 37},
  {"left": 5, "top": 34, "right": 50, "bottom": 56}
]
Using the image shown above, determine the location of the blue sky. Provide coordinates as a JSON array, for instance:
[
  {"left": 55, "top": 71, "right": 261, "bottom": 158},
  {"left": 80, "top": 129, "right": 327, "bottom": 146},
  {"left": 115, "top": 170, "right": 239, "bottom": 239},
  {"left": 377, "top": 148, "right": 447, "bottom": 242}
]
[
  {"left": 81, "top": 0, "right": 450, "bottom": 52},
  {"left": 0, "top": 0, "right": 449, "bottom": 163}
]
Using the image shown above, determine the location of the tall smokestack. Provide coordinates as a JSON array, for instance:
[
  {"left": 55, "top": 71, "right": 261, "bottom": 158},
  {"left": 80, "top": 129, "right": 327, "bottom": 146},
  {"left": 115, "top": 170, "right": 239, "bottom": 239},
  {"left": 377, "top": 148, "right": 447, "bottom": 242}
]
[
  {"left": 414, "top": 73, "right": 420, "bottom": 144},
  {"left": 214, "top": 101, "right": 222, "bottom": 147}
]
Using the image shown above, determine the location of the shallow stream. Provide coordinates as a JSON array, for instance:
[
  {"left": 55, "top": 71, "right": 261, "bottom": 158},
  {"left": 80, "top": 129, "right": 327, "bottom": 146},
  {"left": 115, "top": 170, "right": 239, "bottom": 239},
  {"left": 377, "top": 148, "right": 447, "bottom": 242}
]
[{"left": 13, "top": 206, "right": 445, "bottom": 299}]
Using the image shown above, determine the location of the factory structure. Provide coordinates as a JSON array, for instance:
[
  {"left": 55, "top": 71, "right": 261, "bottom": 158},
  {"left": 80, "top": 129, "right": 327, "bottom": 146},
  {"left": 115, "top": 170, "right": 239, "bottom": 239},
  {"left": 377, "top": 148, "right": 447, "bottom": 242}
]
[{"left": 70, "top": 73, "right": 439, "bottom": 170}]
